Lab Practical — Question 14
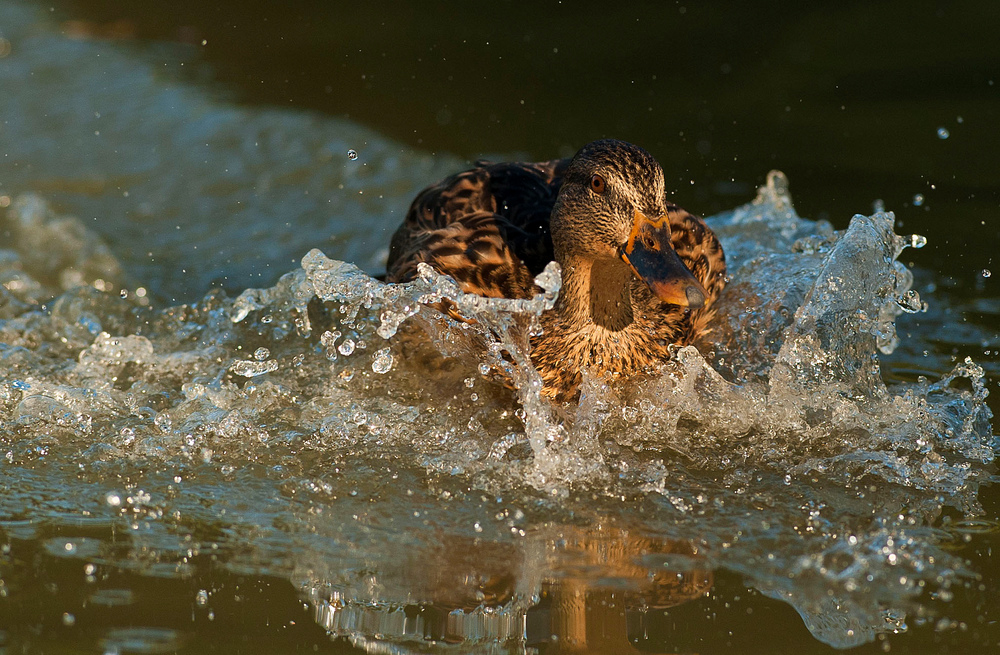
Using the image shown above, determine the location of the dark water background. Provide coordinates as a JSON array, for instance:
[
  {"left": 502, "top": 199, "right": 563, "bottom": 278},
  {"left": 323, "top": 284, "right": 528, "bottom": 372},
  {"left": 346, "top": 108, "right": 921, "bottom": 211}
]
[
  {"left": 56, "top": 0, "right": 1000, "bottom": 271},
  {"left": 44, "top": 0, "right": 1000, "bottom": 389},
  {"left": 1, "top": 1, "right": 998, "bottom": 653}
]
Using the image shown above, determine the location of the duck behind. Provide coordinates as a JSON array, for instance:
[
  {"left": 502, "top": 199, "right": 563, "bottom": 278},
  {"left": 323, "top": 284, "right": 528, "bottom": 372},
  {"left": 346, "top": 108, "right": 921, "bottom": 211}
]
[{"left": 387, "top": 139, "right": 726, "bottom": 402}]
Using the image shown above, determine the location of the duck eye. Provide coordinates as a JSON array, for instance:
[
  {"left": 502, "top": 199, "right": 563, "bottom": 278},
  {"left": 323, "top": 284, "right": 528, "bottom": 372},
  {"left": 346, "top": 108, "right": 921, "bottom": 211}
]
[{"left": 589, "top": 174, "right": 606, "bottom": 194}]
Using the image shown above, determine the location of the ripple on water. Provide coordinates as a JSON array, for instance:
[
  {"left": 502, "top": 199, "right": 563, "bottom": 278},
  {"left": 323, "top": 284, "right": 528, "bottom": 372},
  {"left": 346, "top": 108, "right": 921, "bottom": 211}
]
[{"left": 99, "top": 628, "right": 184, "bottom": 654}]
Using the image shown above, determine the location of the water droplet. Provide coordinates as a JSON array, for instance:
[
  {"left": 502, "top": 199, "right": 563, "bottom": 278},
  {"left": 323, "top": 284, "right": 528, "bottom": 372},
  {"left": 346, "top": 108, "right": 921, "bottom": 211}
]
[
  {"left": 912, "top": 194, "right": 925, "bottom": 207},
  {"left": 338, "top": 368, "right": 354, "bottom": 382},
  {"left": 936, "top": 127, "right": 950, "bottom": 139},
  {"left": 230, "top": 359, "right": 278, "bottom": 377},
  {"left": 154, "top": 413, "right": 172, "bottom": 432},
  {"left": 464, "top": 377, "right": 475, "bottom": 388},
  {"left": 195, "top": 589, "right": 209, "bottom": 606},
  {"left": 910, "top": 234, "right": 927, "bottom": 249},
  {"left": 62, "top": 612, "right": 75, "bottom": 626},
  {"left": 106, "top": 492, "right": 122, "bottom": 507},
  {"left": 478, "top": 363, "right": 491, "bottom": 376},
  {"left": 253, "top": 347, "right": 270, "bottom": 361},
  {"left": 984, "top": 269, "right": 992, "bottom": 279},
  {"left": 347, "top": 149, "right": 358, "bottom": 160},
  {"left": 338, "top": 338, "right": 356, "bottom": 356},
  {"left": 371, "top": 348, "right": 393, "bottom": 374}
]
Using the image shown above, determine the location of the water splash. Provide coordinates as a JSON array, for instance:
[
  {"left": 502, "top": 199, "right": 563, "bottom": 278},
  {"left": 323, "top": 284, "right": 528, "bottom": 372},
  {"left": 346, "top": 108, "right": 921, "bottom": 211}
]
[{"left": 0, "top": 177, "right": 994, "bottom": 650}]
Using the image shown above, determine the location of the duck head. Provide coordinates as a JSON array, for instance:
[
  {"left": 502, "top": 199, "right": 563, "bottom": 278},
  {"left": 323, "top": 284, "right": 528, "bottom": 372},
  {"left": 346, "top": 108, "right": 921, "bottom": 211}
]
[{"left": 550, "top": 139, "right": 708, "bottom": 310}]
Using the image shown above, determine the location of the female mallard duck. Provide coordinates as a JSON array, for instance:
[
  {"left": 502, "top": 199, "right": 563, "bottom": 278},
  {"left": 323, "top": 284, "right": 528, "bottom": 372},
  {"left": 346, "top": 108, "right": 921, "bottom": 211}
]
[{"left": 387, "top": 139, "right": 726, "bottom": 402}]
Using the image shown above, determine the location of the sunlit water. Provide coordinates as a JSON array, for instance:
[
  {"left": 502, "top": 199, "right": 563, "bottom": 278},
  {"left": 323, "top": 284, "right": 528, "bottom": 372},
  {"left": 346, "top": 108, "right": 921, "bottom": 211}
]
[{"left": 0, "top": 1, "right": 998, "bottom": 653}]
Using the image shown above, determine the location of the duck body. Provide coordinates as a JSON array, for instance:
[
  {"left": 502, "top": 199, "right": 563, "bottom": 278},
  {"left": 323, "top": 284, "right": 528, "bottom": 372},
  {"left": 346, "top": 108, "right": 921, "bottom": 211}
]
[{"left": 387, "top": 140, "right": 726, "bottom": 402}]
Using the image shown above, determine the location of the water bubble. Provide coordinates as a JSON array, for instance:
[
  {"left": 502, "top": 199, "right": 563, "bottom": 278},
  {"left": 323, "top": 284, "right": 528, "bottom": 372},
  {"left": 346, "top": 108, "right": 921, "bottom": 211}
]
[
  {"left": 464, "top": 377, "right": 475, "bottom": 388},
  {"left": 896, "top": 289, "right": 925, "bottom": 313},
  {"left": 338, "top": 368, "right": 355, "bottom": 382},
  {"left": 936, "top": 127, "right": 950, "bottom": 139},
  {"left": 912, "top": 194, "right": 925, "bottom": 207},
  {"left": 347, "top": 149, "right": 358, "bottom": 160},
  {"left": 371, "top": 348, "right": 393, "bottom": 374},
  {"left": 338, "top": 338, "right": 356, "bottom": 356},
  {"left": 910, "top": 234, "right": 927, "bottom": 249},
  {"left": 154, "top": 413, "right": 172, "bottom": 432},
  {"left": 478, "top": 363, "right": 491, "bottom": 376},
  {"left": 230, "top": 359, "right": 278, "bottom": 377},
  {"left": 253, "top": 347, "right": 270, "bottom": 361},
  {"left": 118, "top": 427, "right": 135, "bottom": 446},
  {"left": 984, "top": 269, "right": 992, "bottom": 279}
]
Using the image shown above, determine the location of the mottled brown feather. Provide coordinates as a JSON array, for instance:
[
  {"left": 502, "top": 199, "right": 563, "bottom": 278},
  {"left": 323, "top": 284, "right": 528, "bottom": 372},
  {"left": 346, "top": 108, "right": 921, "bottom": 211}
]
[{"left": 386, "top": 148, "right": 726, "bottom": 402}]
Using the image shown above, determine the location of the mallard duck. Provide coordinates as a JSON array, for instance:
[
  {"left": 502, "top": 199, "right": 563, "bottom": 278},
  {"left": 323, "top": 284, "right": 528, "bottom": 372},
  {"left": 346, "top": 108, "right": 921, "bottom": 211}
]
[{"left": 387, "top": 139, "right": 726, "bottom": 402}]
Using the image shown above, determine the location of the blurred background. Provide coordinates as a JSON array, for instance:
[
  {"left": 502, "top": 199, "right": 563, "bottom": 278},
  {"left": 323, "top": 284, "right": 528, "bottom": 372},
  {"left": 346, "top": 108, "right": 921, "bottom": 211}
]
[{"left": 50, "top": 0, "right": 1000, "bottom": 281}]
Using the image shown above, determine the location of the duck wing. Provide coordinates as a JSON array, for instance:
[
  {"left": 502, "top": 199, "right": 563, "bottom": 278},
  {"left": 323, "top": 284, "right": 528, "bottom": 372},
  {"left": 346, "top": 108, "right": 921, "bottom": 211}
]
[
  {"left": 386, "top": 159, "right": 567, "bottom": 298},
  {"left": 667, "top": 207, "right": 727, "bottom": 305}
]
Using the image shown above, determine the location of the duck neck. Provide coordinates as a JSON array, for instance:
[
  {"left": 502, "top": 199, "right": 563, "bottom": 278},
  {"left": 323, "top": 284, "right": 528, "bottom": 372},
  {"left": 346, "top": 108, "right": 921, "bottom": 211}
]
[{"left": 557, "top": 255, "right": 635, "bottom": 331}]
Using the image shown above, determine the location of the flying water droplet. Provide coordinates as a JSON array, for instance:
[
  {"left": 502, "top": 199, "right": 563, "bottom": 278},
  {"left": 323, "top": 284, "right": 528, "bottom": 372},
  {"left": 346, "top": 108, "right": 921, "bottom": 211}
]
[
  {"left": 371, "top": 348, "right": 393, "bottom": 374},
  {"left": 909, "top": 234, "right": 927, "bottom": 249},
  {"left": 936, "top": 127, "right": 950, "bottom": 139},
  {"left": 338, "top": 338, "right": 356, "bottom": 356},
  {"left": 230, "top": 359, "right": 278, "bottom": 377},
  {"left": 984, "top": 269, "right": 992, "bottom": 279},
  {"left": 253, "top": 347, "right": 270, "bottom": 361},
  {"left": 912, "top": 194, "right": 925, "bottom": 207},
  {"left": 347, "top": 149, "right": 358, "bottom": 160}
]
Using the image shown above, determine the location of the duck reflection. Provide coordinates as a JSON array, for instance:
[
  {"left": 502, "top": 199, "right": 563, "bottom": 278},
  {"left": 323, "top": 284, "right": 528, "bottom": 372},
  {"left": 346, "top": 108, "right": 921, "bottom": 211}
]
[{"left": 306, "top": 526, "right": 712, "bottom": 654}]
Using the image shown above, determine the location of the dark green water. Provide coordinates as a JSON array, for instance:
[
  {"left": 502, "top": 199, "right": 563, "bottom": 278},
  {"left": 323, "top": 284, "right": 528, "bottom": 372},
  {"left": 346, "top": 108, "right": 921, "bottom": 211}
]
[
  {"left": 0, "top": 1, "right": 997, "bottom": 653},
  {"left": 55, "top": 0, "right": 1000, "bottom": 265}
]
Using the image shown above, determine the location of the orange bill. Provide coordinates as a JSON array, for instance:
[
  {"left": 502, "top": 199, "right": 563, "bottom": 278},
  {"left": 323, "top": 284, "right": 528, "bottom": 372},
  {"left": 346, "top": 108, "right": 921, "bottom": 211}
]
[{"left": 620, "top": 210, "right": 708, "bottom": 309}]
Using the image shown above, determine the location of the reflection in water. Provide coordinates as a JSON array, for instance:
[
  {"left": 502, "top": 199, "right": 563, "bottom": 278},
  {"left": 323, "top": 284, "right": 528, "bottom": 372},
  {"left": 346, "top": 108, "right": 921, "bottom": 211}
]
[{"left": 307, "top": 529, "right": 711, "bottom": 654}]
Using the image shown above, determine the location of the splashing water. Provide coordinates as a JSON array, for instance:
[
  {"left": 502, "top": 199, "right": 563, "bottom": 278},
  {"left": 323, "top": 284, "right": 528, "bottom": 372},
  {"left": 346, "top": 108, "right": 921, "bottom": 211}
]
[
  {"left": 0, "top": 167, "right": 995, "bottom": 649},
  {"left": 0, "top": 2, "right": 995, "bottom": 650}
]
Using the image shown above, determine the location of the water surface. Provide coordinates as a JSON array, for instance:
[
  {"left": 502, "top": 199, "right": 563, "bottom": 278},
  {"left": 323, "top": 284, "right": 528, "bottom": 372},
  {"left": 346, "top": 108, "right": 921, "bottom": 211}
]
[{"left": 1, "top": 2, "right": 998, "bottom": 653}]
